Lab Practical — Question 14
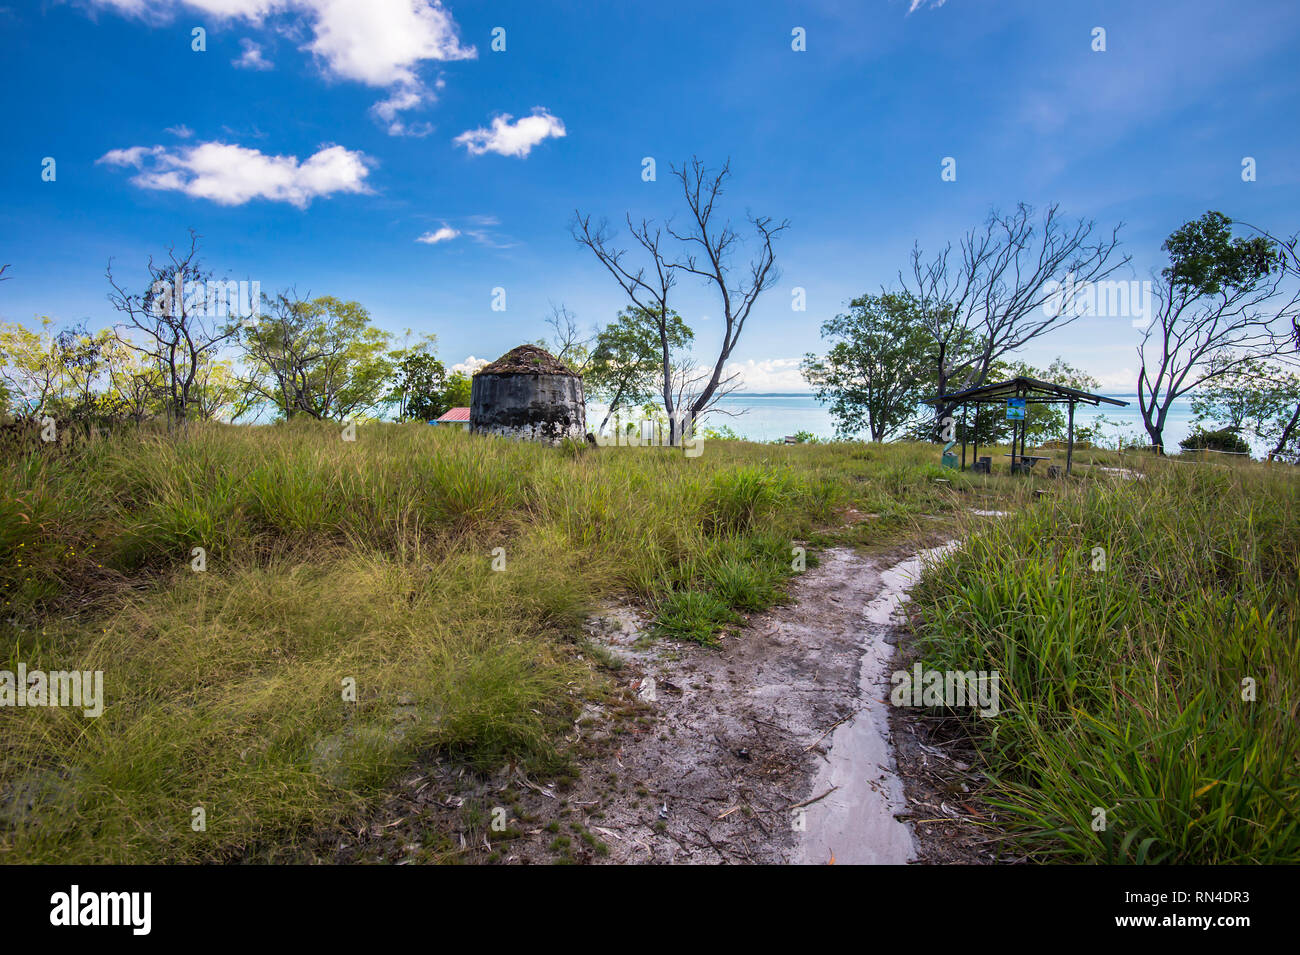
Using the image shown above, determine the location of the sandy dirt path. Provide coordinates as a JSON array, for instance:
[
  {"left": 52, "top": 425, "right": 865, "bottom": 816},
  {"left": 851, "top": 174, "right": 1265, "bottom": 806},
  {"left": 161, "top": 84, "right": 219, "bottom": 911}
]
[
  {"left": 497, "top": 544, "right": 947, "bottom": 864},
  {"left": 793, "top": 544, "right": 956, "bottom": 864}
]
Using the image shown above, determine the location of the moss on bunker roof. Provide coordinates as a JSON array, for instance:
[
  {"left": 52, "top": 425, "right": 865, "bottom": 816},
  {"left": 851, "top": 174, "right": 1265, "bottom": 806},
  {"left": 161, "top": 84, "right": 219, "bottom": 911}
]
[{"left": 475, "top": 344, "right": 577, "bottom": 377}]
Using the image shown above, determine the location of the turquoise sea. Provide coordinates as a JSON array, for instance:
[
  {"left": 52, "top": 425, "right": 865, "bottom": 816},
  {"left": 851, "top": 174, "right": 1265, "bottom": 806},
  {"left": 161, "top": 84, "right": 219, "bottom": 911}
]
[{"left": 593, "top": 393, "right": 1201, "bottom": 450}]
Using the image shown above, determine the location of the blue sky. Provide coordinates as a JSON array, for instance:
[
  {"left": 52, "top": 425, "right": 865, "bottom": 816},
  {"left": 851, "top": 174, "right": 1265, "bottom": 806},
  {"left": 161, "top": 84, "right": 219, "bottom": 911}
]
[{"left": 2, "top": 0, "right": 1298, "bottom": 391}]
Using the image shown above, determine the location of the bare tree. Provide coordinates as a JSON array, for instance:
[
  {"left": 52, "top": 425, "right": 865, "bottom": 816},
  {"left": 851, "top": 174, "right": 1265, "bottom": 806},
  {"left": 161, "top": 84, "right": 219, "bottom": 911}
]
[
  {"left": 572, "top": 214, "right": 680, "bottom": 435},
  {"left": 107, "top": 231, "right": 244, "bottom": 429},
  {"left": 573, "top": 157, "right": 787, "bottom": 442},
  {"left": 1237, "top": 221, "right": 1300, "bottom": 350},
  {"left": 666, "top": 159, "right": 787, "bottom": 426},
  {"left": 903, "top": 203, "right": 1128, "bottom": 429},
  {"left": 544, "top": 302, "right": 592, "bottom": 373},
  {"left": 1138, "top": 212, "right": 1299, "bottom": 452}
]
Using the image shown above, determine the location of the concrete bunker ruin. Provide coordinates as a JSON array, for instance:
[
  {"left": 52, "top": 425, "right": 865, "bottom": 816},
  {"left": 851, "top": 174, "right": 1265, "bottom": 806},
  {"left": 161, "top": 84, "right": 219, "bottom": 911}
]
[{"left": 470, "top": 345, "right": 587, "bottom": 445}]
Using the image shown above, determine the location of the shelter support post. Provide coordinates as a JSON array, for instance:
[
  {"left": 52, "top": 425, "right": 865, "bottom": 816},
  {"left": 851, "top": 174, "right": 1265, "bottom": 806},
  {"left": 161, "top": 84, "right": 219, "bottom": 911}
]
[
  {"left": 1067, "top": 399, "right": 1075, "bottom": 475},
  {"left": 961, "top": 404, "right": 968, "bottom": 470}
]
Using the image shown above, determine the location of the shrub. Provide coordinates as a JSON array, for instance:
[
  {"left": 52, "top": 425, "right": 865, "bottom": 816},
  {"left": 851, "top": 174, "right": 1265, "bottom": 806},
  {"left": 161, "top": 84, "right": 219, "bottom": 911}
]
[{"left": 1180, "top": 428, "right": 1250, "bottom": 455}]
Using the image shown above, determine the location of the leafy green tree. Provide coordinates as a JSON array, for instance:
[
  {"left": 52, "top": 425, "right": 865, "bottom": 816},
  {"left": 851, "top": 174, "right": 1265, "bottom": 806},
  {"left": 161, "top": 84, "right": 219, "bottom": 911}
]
[
  {"left": 0, "top": 319, "right": 123, "bottom": 431},
  {"left": 191, "top": 356, "right": 247, "bottom": 422},
  {"left": 439, "top": 372, "right": 472, "bottom": 413},
  {"left": 0, "top": 317, "right": 67, "bottom": 416},
  {"left": 102, "top": 336, "right": 167, "bottom": 423},
  {"left": 385, "top": 333, "right": 446, "bottom": 421},
  {"left": 1162, "top": 212, "right": 1280, "bottom": 295},
  {"left": 587, "top": 306, "right": 691, "bottom": 433},
  {"left": 240, "top": 293, "right": 392, "bottom": 421},
  {"left": 394, "top": 352, "right": 447, "bottom": 420},
  {"left": 801, "top": 292, "right": 931, "bottom": 441},
  {"left": 1138, "top": 211, "right": 1298, "bottom": 452},
  {"left": 1006, "top": 357, "right": 1102, "bottom": 445},
  {"left": 1190, "top": 358, "right": 1300, "bottom": 461}
]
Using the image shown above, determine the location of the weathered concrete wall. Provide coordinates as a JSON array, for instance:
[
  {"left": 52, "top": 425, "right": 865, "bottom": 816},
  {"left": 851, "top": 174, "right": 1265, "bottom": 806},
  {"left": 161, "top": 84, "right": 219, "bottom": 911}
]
[{"left": 470, "top": 373, "right": 587, "bottom": 445}]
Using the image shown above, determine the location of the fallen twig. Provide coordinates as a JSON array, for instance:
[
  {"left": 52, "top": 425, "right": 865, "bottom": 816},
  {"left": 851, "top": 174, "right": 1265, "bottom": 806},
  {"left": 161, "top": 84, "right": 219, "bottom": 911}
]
[
  {"left": 784, "top": 787, "right": 838, "bottom": 811},
  {"left": 802, "top": 710, "right": 859, "bottom": 753}
]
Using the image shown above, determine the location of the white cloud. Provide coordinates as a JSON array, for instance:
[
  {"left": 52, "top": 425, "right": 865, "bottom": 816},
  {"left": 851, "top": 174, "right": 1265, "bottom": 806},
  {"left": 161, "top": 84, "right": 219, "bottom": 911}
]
[
  {"left": 454, "top": 108, "right": 566, "bottom": 158},
  {"left": 1092, "top": 367, "right": 1136, "bottom": 391},
  {"left": 233, "top": 37, "right": 273, "bottom": 70},
  {"left": 97, "top": 140, "right": 372, "bottom": 208},
  {"left": 416, "top": 215, "right": 514, "bottom": 249},
  {"left": 98, "top": 145, "right": 166, "bottom": 167},
  {"left": 463, "top": 228, "right": 515, "bottom": 249},
  {"left": 721, "top": 358, "right": 811, "bottom": 393},
  {"left": 163, "top": 124, "right": 194, "bottom": 138},
  {"left": 371, "top": 84, "right": 432, "bottom": 137},
  {"left": 87, "top": 1, "right": 474, "bottom": 134},
  {"left": 416, "top": 226, "right": 459, "bottom": 244},
  {"left": 298, "top": 0, "right": 472, "bottom": 87},
  {"left": 451, "top": 356, "right": 489, "bottom": 376},
  {"left": 907, "top": 0, "right": 949, "bottom": 12}
]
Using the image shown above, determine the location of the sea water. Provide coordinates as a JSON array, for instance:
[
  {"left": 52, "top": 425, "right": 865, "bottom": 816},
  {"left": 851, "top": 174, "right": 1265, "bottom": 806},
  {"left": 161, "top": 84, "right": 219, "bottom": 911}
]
[{"left": 593, "top": 393, "right": 1201, "bottom": 450}]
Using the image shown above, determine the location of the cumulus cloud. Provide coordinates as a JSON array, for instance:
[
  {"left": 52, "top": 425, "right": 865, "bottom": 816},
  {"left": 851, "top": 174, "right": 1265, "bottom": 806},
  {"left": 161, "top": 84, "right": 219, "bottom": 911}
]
[
  {"left": 451, "top": 356, "right": 489, "bottom": 376},
  {"left": 416, "top": 226, "right": 459, "bottom": 244},
  {"left": 454, "top": 108, "right": 566, "bottom": 158},
  {"left": 298, "top": 0, "right": 472, "bottom": 86},
  {"left": 88, "top": 1, "right": 475, "bottom": 135},
  {"left": 720, "top": 358, "right": 812, "bottom": 393},
  {"left": 97, "top": 140, "right": 372, "bottom": 208},
  {"left": 233, "top": 37, "right": 273, "bottom": 70}
]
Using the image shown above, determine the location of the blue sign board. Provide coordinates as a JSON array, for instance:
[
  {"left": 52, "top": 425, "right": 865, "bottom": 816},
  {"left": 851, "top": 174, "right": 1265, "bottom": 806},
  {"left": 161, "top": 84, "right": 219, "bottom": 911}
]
[{"left": 1006, "top": 397, "right": 1026, "bottom": 420}]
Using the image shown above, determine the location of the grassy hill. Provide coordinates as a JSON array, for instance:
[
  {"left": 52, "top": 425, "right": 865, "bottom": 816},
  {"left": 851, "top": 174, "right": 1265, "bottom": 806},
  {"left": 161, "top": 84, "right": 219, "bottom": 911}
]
[{"left": 0, "top": 422, "right": 1295, "bottom": 863}]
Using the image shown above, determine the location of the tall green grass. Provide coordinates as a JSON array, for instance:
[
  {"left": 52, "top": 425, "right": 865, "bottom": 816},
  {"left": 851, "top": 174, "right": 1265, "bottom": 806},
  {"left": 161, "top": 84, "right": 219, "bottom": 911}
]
[
  {"left": 911, "top": 463, "right": 1300, "bottom": 863},
  {"left": 1, "top": 420, "right": 1207, "bottom": 863},
  {"left": 3, "top": 421, "right": 964, "bottom": 863}
]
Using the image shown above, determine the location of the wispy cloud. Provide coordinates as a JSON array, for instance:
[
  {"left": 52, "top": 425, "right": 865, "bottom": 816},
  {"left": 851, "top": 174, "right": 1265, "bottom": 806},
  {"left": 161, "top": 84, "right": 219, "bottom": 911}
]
[
  {"left": 416, "top": 226, "right": 459, "bottom": 244},
  {"left": 454, "top": 109, "right": 566, "bottom": 158},
  {"left": 371, "top": 85, "right": 433, "bottom": 137},
  {"left": 233, "top": 37, "right": 273, "bottom": 70},
  {"left": 417, "top": 215, "right": 516, "bottom": 249},
  {"left": 97, "top": 140, "right": 372, "bottom": 208}
]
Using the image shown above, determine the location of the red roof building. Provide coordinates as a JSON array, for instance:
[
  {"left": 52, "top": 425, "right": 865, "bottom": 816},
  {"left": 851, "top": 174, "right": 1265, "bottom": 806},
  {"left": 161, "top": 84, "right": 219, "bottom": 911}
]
[{"left": 433, "top": 407, "right": 471, "bottom": 426}]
